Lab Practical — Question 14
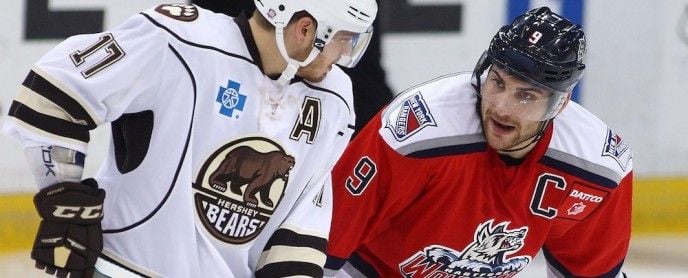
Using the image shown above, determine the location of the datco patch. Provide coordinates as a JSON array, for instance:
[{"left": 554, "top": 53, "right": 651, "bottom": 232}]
[{"left": 558, "top": 182, "right": 608, "bottom": 221}]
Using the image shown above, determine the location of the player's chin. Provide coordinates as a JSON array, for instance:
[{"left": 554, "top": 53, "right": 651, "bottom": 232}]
[
  {"left": 485, "top": 131, "right": 516, "bottom": 151},
  {"left": 301, "top": 71, "right": 328, "bottom": 83}
]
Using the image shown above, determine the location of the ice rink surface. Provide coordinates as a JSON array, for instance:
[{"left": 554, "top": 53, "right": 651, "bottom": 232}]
[{"left": 1, "top": 235, "right": 686, "bottom": 277}]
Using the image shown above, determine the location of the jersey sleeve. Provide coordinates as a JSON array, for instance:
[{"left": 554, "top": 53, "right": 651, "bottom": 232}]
[
  {"left": 255, "top": 103, "right": 355, "bottom": 277},
  {"left": 3, "top": 11, "right": 169, "bottom": 154},
  {"left": 325, "top": 113, "right": 428, "bottom": 273},
  {"left": 543, "top": 173, "right": 633, "bottom": 277},
  {"left": 255, "top": 172, "right": 332, "bottom": 277}
]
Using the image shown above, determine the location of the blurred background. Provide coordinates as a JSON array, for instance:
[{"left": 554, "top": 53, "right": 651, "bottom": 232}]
[{"left": 1, "top": 0, "right": 686, "bottom": 276}]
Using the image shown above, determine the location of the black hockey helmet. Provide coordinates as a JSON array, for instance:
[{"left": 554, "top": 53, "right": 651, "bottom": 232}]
[{"left": 474, "top": 6, "right": 586, "bottom": 93}]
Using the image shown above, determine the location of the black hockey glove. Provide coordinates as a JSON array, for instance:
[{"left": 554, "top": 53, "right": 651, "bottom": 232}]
[{"left": 32, "top": 178, "right": 105, "bottom": 278}]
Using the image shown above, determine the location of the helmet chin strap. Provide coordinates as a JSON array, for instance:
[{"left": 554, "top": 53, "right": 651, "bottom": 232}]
[
  {"left": 499, "top": 120, "right": 549, "bottom": 153},
  {"left": 274, "top": 26, "right": 320, "bottom": 86}
]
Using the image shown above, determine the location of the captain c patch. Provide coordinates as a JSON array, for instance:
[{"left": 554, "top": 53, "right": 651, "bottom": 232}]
[
  {"left": 384, "top": 92, "right": 436, "bottom": 141},
  {"left": 558, "top": 182, "right": 609, "bottom": 221}
]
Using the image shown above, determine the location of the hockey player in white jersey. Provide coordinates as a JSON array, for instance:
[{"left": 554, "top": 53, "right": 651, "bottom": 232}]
[{"left": 4, "top": 1, "right": 377, "bottom": 277}]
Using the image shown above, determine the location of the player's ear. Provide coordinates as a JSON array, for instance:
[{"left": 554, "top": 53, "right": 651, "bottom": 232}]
[
  {"left": 293, "top": 16, "right": 316, "bottom": 47},
  {"left": 554, "top": 93, "right": 572, "bottom": 116}
]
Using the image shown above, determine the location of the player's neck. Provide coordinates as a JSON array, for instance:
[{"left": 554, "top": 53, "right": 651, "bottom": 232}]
[
  {"left": 496, "top": 120, "right": 548, "bottom": 159},
  {"left": 497, "top": 140, "right": 537, "bottom": 160},
  {"left": 249, "top": 17, "right": 288, "bottom": 77}
]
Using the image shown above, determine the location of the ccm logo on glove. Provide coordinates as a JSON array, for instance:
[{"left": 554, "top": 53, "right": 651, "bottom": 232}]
[{"left": 52, "top": 205, "right": 103, "bottom": 219}]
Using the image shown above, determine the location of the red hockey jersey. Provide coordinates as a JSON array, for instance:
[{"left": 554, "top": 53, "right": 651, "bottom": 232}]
[{"left": 326, "top": 73, "right": 633, "bottom": 277}]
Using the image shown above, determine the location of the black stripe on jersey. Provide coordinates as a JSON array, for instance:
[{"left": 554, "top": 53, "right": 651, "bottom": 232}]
[
  {"left": 98, "top": 254, "right": 152, "bottom": 278},
  {"left": 300, "top": 81, "right": 352, "bottom": 117},
  {"left": 22, "top": 70, "right": 96, "bottom": 129},
  {"left": 263, "top": 228, "right": 327, "bottom": 251},
  {"left": 540, "top": 156, "right": 619, "bottom": 188},
  {"left": 407, "top": 142, "right": 486, "bottom": 158},
  {"left": 104, "top": 44, "right": 195, "bottom": 234},
  {"left": 542, "top": 247, "right": 625, "bottom": 277},
  {"left": 348, "top": 252, "right": 380, "bottom": 278},
  {"left": 324, "top": 255, "right": 347, "bottom": 271},
  {"left": 338, "top": 125, "right": 355, "bottom": 136},
  {"left": 140, "top": 13, "right": 257, "bottom": 66},
  {"left": 255, "top": 261, "right": 323, "bottom": 278},
  {"left": 8, "top": 101, "right": 90, "bottom": 143}
]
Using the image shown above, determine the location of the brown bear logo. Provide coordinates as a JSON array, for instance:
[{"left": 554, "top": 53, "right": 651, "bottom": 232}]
[{"left": 208, "top": 146, "right": 295, "bottom": 208}]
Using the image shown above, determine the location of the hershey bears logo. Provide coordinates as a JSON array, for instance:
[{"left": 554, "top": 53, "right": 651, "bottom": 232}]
[
  {"left": 399, "top": 220, "right": 531, "bottom": 277},
  {"left": 154, "top": 4, "right": 198, "bottom": 22},
  {"left": 193, "top": 137, "right": 295, "bottom": 244}
]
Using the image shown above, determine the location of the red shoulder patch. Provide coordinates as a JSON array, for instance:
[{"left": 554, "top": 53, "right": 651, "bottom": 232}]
[{"left": 558, "top": 182, "right": 609, "bottom": 221}]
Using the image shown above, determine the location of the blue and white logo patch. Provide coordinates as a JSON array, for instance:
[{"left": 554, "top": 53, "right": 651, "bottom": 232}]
[
  {"left": 602, "top": 128, "right": 632, "bottom": 171},
  {"left": 385, "top": 92, "right": 436, "bottom": 141},
  {"left": 216, "top": 79, "right": 247, "bottom": 119}
]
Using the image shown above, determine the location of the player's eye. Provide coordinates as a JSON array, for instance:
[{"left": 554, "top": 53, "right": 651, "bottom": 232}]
[{"left": 515, "top": 91, "right": 537, "bottom": 104}]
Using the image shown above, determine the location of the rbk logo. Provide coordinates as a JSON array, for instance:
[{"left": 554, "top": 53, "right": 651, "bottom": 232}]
[{"left": 216, "top": 79, "right": 247, "bottom": 119}]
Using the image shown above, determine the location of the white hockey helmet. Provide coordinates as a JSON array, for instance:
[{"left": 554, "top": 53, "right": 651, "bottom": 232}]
[{"left": 254, "top": 0, "right": 377, "bottom": 83}]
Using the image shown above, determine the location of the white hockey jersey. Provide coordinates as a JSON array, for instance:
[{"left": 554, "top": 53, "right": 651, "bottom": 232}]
[{"left": 4, "top": 4, "right": 355, "bottom": 277}]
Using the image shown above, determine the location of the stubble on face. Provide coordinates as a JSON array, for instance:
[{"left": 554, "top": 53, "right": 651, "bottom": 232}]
[
  {"left": 479, "top": 69, "right": 546, "bottom": 155},
  {"left": 481, "top": 103, "right": 542, "bottom": 152}
]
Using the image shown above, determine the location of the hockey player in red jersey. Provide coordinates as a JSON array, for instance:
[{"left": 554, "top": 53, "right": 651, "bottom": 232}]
[{"left": 326, "top": 7, "right": 632, "bottom": 278}]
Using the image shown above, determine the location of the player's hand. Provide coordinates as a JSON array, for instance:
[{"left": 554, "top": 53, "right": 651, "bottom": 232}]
[{"left": 31, "top": 179, "right": 105, "bottom": 278}]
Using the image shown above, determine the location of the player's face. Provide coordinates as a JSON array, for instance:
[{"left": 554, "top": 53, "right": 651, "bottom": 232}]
[
  {"left": 297, "top": 31, "right": 356, "bottom": 82},
  {"left": 480, "top": 67, "right": 550, "bottom": 155}
]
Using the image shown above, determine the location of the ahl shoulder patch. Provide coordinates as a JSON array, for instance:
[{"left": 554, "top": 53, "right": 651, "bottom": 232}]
[
  {"left": 602, "top": 128, "right": 631, "bottom": 171},
  {"left": 154, "top": 4, "right": 198, "bottom": 22},
  {"left": 384, "top": 91, "right": 436, "bottom": 141}
]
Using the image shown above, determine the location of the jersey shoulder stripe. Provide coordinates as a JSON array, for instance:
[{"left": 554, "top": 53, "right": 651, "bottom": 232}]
[
  {"left": 379, "top": 72, "right": 485, "bottom": 157},
  {"left": 543, "top": 101, "right": 633, "bottom": 188},
  {"left": 140, "top": 7, "right": 256, "bottom": 66},
  {"left": 405, "top": 134, "right": 486, "bottom": 158}
]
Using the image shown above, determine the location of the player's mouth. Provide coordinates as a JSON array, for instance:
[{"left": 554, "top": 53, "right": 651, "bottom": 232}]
[{"left": 489, "top": 117, "right": 516, "bottom": 136}]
